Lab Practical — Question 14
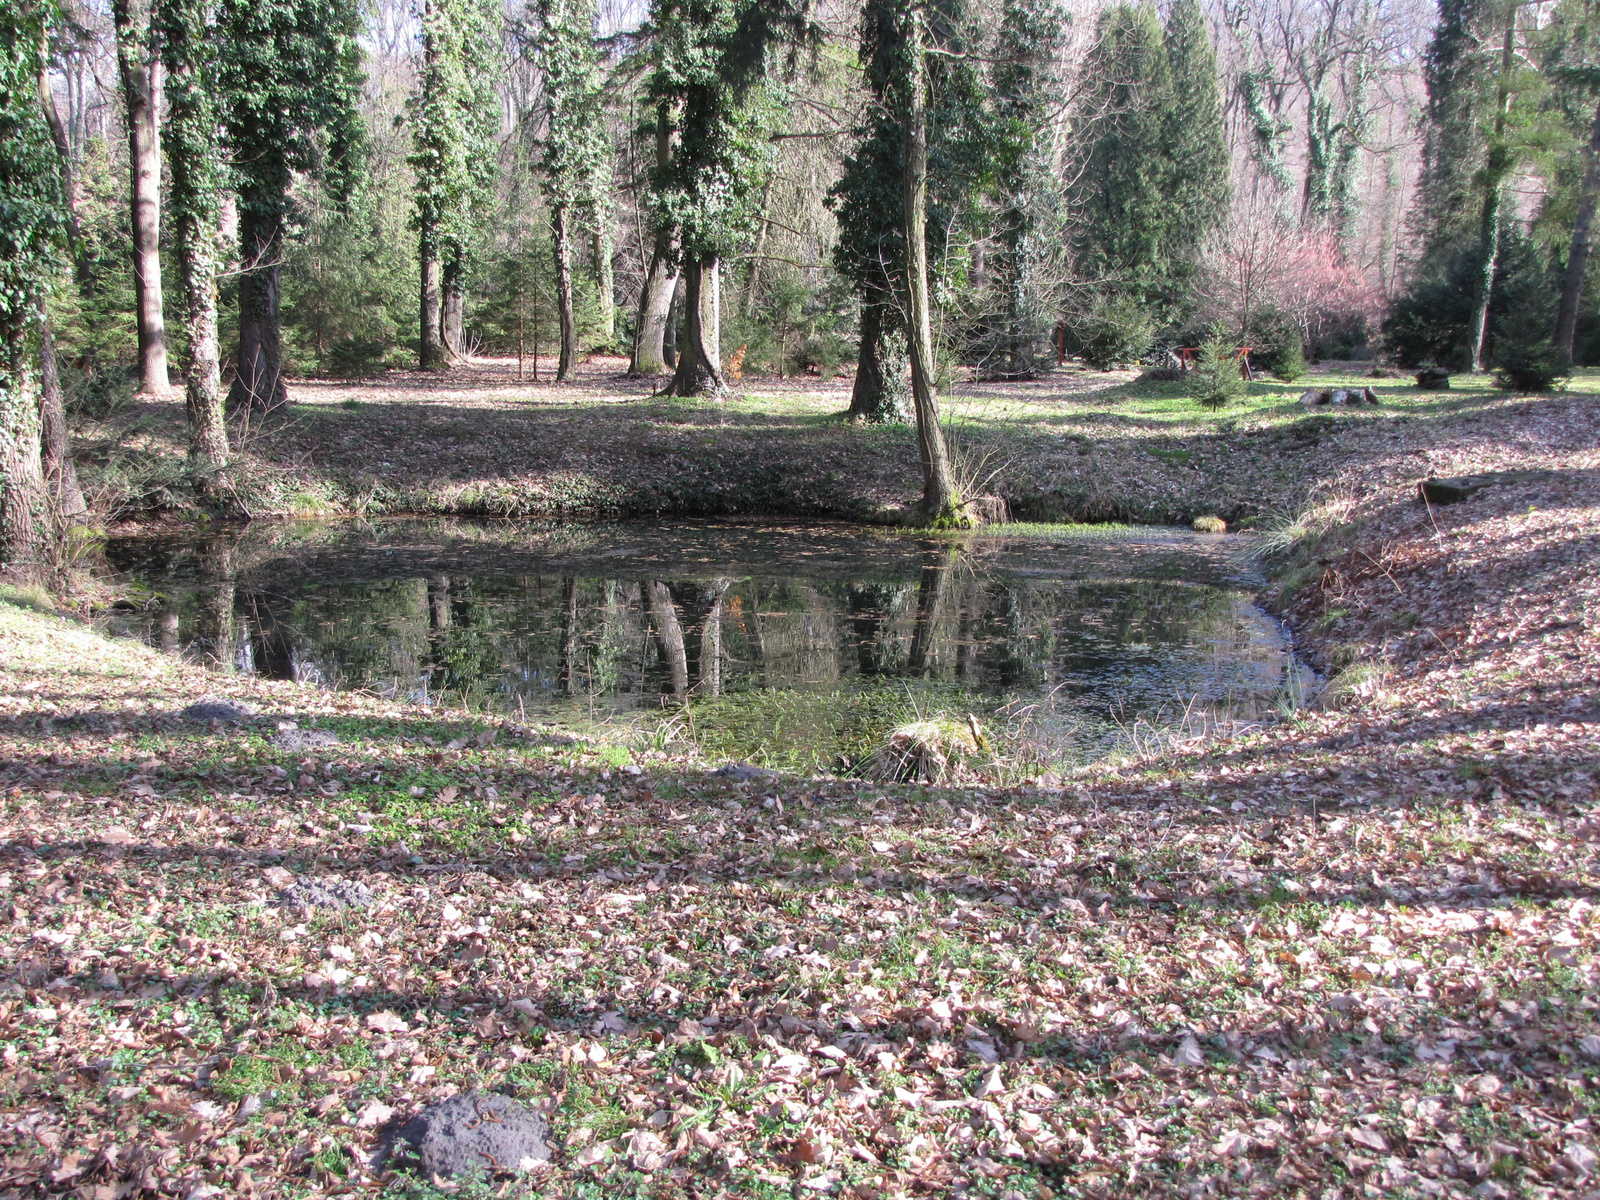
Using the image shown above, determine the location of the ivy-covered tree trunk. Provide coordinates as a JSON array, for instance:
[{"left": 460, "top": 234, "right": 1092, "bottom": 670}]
[
  {"left": 233, "top": 202, "right": 288, "bottom": 409},
  {"left": 591, "top": 223, "right": 615, "bottom": 347},
  {"left": 419, "top": 224, "right": 444, "bottom": 369},
  {"left": 111, "top": 0, "right": 172, "bottom": 397},
  {"left": 1, "top": 328, "right": 47, "bottom": 578},
  {"left": 900, "top": 4, "right": 957, "bottom": 523},
  {"left": 552, "top": 202, "right": 577, "bottom": 381},
  {"left": 161, "top": 0, "right": 229, "bottom": 469},
  {"left": 442, "top": 251, "right": 466, "bottom": 362},
  {"left": 848, "top": 296, "right": 911, "bottom": 422},
  {"left": 667, "top": 257, "right": 725, "bottom": 396},
  {"left": 38, "top": 313, "right": 86, "bottom": 518},
  {"left": 1557, "top": 98, "right": 1600, "bottom": 361}
]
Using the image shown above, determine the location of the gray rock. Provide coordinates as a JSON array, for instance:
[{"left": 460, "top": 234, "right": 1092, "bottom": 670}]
[
  {"left": 391, "top": 1092, "right": 551, "bottom": 1178},
  {"left": 181, "top": 699, "right": 256, "bottom": 723},
  {"left": 276, "top": 877, "right": 374, "bottom": 911},
  {"left": 271, "top": 728, "right": 342, "bottom": 753},
  {"left": 712, "top": 762, "right": 778, "bottom": 782}
]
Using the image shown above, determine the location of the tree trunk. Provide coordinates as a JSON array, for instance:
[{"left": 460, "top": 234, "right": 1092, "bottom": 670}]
[
  {"left": 900, "top": 7, "right": 959, "bottom": 522},
  {"left": 1556, "top": 98, "right": 1600, "bottom": 362},
  {"left": 232, "top": 204, "right": 288, "bottom": 409},
  {"left": 195, "top": 539, "right": 237, "bottom": 668},
  {"left": 666, "top": 258, "right": 726, "bottom": 397},
  {"left": 907, "top": 545, "right": 955, "bottom": 674},
  {"left": 647, "top": 580, "right": 689, "bottom": 700},
  {"left": 112, "top": 0, "right": 172, "bottom": 397},
  {"left": 663, "top": 273, "right": 683, "bottom": 369},
  {"left": 38, "top": 315, "right": 87, "bottom": 518},
  {"left": 442, "top": 251, "right": 466, "bottom": 362},
  {"left": 553, "top": 202, "right": 577, "bottom": 381},
  {"left": 183, "top": 249, "right": 228, "bottom": 469},
  {"left": 1467, "top": 15, "right": 1517, "bottom": 374},
  {"left": 0, "top": 324, "right": 48, "bottom": 580},
  {"left": 630, "top": 103, "right": 675, "bottom": 375},
  {"left": 849, "top": 296, "right": 912, "bottom": 422},
  {"left": 592, "top": 223, "right": 615, "bottom": 347},
  {"left": 419, "top": 223, "right": 444, "bottom": 370},
  {"left": 36, "top": 61, "right": 89, "bottom": 289}
]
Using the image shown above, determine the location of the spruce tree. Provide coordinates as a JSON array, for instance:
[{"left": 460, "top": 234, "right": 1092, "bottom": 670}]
[
  {"left": 411, "top": 0, "right": 499, "bottom": 369},
  {"left": 1160, "top": 0, "right": 1229, "bottom": 270},
  {"left": 533, "top": 0, "right": 606, "bottom": 381},
  {"left": 1067, "top": 5, "right": 1175, "bottom": 317},
  {"left": 158, "top": 0, "right": 229, "bottom": 469},
  {"left": 220, "top": 0, "right": 364, "bottom": 408},
  {"left": 0, "top": 0, "right": 65, "bottom": 576}
]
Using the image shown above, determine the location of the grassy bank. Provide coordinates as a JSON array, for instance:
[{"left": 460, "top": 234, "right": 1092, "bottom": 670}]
[
  {"left": 71, "top": 357, "right": 1596, "bottom": 530},
  {"left": 2, "top": 385, "right": 1598, "bottom": 1197}
]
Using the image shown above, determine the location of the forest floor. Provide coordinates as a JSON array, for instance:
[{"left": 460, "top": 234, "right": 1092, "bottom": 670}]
[
  {"left": 73, "top": 356, "right": 1600, "bottom": 531},
  {"left": 1, "top": 362, "right": 1598, "bottom": 1197}
]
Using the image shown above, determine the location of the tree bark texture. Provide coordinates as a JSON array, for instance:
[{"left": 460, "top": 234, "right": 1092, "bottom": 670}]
[
  {"left": 666, "top": 258, "right": 726, "bottom": 397},
  {"left": 553, "top": 203, "right": 577, "bottom": 381},
  {"left": 631, "top": 104, "right": 676, "bottom": 375},
  {"left": 849, "top": 296, "right": 912, "bottom": 422},
  {"left": 232, "top": 204, "right": 288, "bottom": 409},
  {"left": 112, "top": 0, "right": 172, "bottom": 396},
  {"left": 442, "top": 252, "right": 466, "bottom": 362},
  {"left": 900, "top": 8, "right": 958, "bottom": 521},
  {"left": 1557, "top": 98, "right": 1600, "bottom": 362},
  {"left": 1468, "top": 16, "right": 1516, "bottom": 374},
  {"left": 38, "top": 315, "right": 87, "bottom": 518},
  {"left": 0, "top": 323, "right": 48, "bottom": 579},
  {"left": 592, "top": 223, "right": 615, "bottom": 347},
  {"left": 418, "top": 224, "right": 444, "bottom": 370}
]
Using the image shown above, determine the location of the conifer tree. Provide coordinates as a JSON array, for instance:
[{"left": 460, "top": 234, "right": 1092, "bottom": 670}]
[
  {"left": 0, "top": 0, "right": 65, "bottom": 576},
  {"left": 220, "top": 0, "right": 364, "bottom": 407},
  {"left": 412, "top": 0, "right": 499, "bottom": 369},
  {"left": 534, "top": 0, "right": 606, "bottom": 381},
  {"left": 1160, "top": 0, "right": 1229, "bottom": 269},
  {"left": 1414, "top": 0, "right": 1500, "bottom": 266},
  {"left": 158, "top": 0, "right": 229, "bottom": 468}
]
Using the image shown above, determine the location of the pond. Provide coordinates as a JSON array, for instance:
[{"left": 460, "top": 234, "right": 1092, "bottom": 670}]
[{"left": 103, "top": 519, "right": 1309, "bottom": 775}]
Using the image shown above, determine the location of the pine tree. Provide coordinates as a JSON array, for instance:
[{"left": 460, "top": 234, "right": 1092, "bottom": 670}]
[
  {"left": 220, "top": 0, "right": 364, "bottom": 408},
  {"left": 411, "top": 0, "right": 499, "bottom": 369},
  {"left": 533, "top": 0, "right": 607, "bottom": 381},
  {"left": 158, "top": 0, "right": 229, "bottom": 469},
  {"left": 0, "top": 0, "right": 66, "bottom": 576},
  {"left": 1414, "top": 0, "right": 1501, "bottom": 267},
  {"left": 1067, "top": 5, "right": 1175, "bottom": 317},
  {"left": 1067, "top": 1, "right": 1227, "bottom": 326}
]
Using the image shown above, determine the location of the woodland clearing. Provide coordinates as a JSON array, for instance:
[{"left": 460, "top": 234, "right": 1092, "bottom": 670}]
[{"left": 1, "top": 366, "right": 1597, "bottom": 1198}]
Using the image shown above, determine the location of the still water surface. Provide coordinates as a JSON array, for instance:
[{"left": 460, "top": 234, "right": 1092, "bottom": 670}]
[{"left": 105, "top": 519, "right": 1303, "bottom": 768}]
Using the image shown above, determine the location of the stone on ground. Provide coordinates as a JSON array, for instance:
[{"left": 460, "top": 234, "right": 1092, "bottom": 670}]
[
  {"left": 276, "top": 877, "right": 374, "bottom": 911},
  {"left": 391, "top": 1092, "right": 551, "bottom": 1178},
  {"left": 180, "top": 699, "right": 255, "bottom": 723}
]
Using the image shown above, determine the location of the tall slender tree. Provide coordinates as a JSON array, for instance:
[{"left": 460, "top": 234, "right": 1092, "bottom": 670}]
[
  {"left": 220, "top": 0, "right": 364, "bottom": 408},
  {"left": 0, "top": 0, "right": 66, "bottom": 577},
  {"left": 412, "top": 0, "right": 498, "bottom": 369},
  {"left": 158, "top": 0, "right": 229, "bottom": 469},
  {"left": 1547, "top": 0, "right": 1600, "bottom": 360},
  {"left": 534, "top": 0, "right": 606, "bottom": 381},
  {"left": 110, "top": 0, "right": 172, "bottom": 395}
]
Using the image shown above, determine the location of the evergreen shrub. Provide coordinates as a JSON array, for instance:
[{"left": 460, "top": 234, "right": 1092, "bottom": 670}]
[
  {"left": 1492, "top": 338, "right": 1568, "bottom": 393},
  {"left": 1187, "top": 320, "right": 1245, "bottom": 410},
  {"left": 1075, "top": 294, "right": 1155, "bottom": 369},
  {"left": 1272, "top": 338, "right": 1305, "bottom": 382}
]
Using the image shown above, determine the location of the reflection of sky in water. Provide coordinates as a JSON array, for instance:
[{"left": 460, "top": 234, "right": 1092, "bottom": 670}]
[{"left": 103, "top": 520, "right": 1300, "bottom": 733}]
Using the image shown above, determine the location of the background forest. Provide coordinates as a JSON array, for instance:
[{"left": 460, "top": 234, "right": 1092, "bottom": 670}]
[{"left": 4, "top": 0, "right": 1600, "bottom": 551}]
